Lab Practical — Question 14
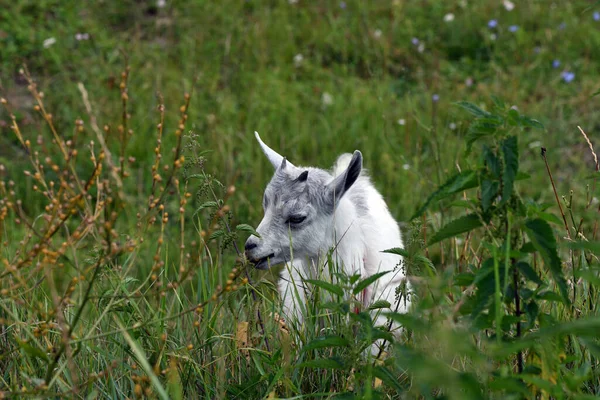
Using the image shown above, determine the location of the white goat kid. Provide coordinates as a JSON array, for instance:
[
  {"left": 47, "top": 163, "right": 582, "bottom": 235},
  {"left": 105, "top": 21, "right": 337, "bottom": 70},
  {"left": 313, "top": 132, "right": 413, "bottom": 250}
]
[{"left": 244, "top": 132, "right": 410, "bottom": 334}]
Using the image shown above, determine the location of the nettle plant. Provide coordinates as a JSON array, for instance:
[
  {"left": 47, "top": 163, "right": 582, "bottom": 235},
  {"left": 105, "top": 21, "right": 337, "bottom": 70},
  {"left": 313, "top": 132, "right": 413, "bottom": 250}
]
[{"left": 397, "top": 99, "right": 600, "bottom": 398}]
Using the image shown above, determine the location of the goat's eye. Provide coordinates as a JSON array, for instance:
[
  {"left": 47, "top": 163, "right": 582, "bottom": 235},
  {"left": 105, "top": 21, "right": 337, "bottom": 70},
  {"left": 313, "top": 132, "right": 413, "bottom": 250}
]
[{"left": 287, "top": 215, "right": 306, "bottom": 225}]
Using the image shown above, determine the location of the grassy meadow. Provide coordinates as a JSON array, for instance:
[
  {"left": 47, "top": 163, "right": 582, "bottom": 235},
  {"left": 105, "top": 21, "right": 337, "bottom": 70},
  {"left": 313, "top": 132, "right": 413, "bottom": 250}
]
[{"left": 1, "top": 0, "right": 600, "bottom": 398}]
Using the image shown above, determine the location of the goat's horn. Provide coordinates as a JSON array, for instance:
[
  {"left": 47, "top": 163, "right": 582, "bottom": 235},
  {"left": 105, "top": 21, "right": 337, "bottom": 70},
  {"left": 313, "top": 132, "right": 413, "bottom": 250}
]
[{"left": 254, "top": 131, "right": 295, "bottom": 170}]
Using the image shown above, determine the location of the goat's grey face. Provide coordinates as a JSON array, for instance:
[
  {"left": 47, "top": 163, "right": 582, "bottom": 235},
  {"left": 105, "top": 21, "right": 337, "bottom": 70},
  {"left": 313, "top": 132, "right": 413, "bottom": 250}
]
[{"left": 245, "top": 132, "right": 362, "bottom": 270}]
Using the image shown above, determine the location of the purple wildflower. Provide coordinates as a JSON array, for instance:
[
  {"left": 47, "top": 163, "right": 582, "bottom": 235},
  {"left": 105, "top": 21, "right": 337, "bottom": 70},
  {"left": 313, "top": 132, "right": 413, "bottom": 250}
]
[
  {"left": 594, "top": 11, "right": 600, "bottom": 21},
  {"left": 561, "top": 71, "right": 575, "bottom": 83},
  {"left": 552, "top": 59, "right": 561, "bottom": 69},
  {"left": 488, "top": 19, "right": 498, "bottom": 28},
  {"left": 509, "top": 25, "right": 519, "bottom": 32},
  {"left": 339, "top": 1, "right": 346, "bottom": 9},
  {"left": 411, "top": 37, "right": 420, "bottom": 46},
  {"left": 432, "top": 94, "right": 440, "bottom": 102}
]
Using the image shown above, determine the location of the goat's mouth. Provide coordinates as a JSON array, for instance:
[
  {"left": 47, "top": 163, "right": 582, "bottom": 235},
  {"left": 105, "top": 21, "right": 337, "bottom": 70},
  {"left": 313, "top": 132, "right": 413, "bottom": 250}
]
[{"left": 252, "top": 253, "right": 276, "bottom": 270}]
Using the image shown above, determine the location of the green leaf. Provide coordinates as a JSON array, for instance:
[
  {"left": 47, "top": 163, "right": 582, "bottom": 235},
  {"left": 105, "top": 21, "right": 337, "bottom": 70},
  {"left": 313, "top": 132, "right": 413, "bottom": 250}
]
[
  {"left": 353, "top": 271, "right": 391, "bottom": 295},
  {"left": 297, "top": 357, "right": 346, "bottom": 370},
  {"left": 193, "top": 201, "right": 218, "bottom": 214},
  {"left": 565, "top": 240, "right": 600, "bottom": 254},
  {"left": 481, "top": 179, "right": 499, "bottom": 212},
  {"left": 235, "top": 223, "right": 260, "bottom": 238},
  {"left": 519, "top": 116, "right": 545, "bottom": 130},
  {"left": 384, "top": 313, "right": 428, "bottom": 332},
  {"left": 410, "top": 170, "right": 479, "bottom": 219},
  {"left": 516, "top": 261, "right": 543, "bottom": 285},
  {"left": 428, "top": 214, "right": 483, "bottom": 246},
  {"left": 536, "top": 291, "right": 563, "bottom": 302},
  {"left": 305, "top": 279, "right": 344, "bottom": 297},
  {"left": 373, "top": 365, "right": 404, "bottom": 392},
  {"left": 301, "top": 335, "right": 350, "bottom": 352},
  {"left": 208, "top": 229, "right": 225, "bottom": 241},
  {"left": 383, "top": 247, "right": 409, "bottom": 257},
  {"left": 455, "top": 101, "right": 492, "bottom": 117},
  {"left": 501, "top": 135, "right": 518, "bottom": 204},
  {"left": 524, "top": 218, "right": 570, "bottom": 305},
  {"left": 368, "top": 300, "right": 391, "bottom": 310},
  {"left": 494, "top": 316, "right": 600, "bottom": 358}
]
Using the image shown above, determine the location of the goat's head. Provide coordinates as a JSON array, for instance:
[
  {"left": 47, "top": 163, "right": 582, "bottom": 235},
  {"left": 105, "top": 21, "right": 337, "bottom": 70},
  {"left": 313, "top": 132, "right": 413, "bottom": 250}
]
[{"left": 245, "top": 132, "right": 362, "bottom": 269}]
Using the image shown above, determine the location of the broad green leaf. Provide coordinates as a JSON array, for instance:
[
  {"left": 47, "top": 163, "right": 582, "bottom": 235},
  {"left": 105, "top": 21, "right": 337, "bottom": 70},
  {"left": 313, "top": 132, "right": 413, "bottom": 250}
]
[
  {"left": 536, "top": 291, "right": 563, "bottom": 302},
  {"left": 384, "top": 313, "right": 428, "bottom": 331},
  {"left": 301, "top": 335, "right": 350, "bottom": 352},
  {"left": 453, "top": 272, "right": 475, "bottom": 286},
  {"left": 455, "top": 101, "right": 492, "bottom": 117},
  {"left": 236, "top": 223, "right": 260, "bottom": 238},
  {"left": 383, "top": 247, "right": 409, "bottom": 257},
  {"left": 305, "top": 279, "right": 344, "bottom": 297},
  {"left": 516, "top": 261, "right": 543, "bottom": 285},
  {"left": 410, "top": 170, "right": 479, "bottom": 219},
  {"left": 501, "top": 135, "right": 518, "bottom": 204},
  {"left": 519, "top": 116, "right": 545, "bottom": 130},
  {"left": 353, "top": 271, "right": 391, "bottom": 295},
  {"left": 297, "top": 357, "right": 346, "bottom": 370},
  {"left": 428, "top": 214, "right": 483, "bottom": 246},
  {"left": 373, "top": 365, "right": 404, "bottom": 392},
  {"left": 368, "top": 300, "right": 391, "bottom": 310},
  {"left": 525, "top": 218, "right": 570, "bottom": 304},
  {"left": 481, "top": 179, "right": 498, "bottom": 212}
]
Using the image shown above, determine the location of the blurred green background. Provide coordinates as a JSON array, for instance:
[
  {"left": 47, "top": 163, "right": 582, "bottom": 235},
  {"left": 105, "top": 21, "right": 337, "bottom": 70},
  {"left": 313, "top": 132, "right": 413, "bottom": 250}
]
[{"left": 1, "top": 0, "right": 599, "bottom": 227}]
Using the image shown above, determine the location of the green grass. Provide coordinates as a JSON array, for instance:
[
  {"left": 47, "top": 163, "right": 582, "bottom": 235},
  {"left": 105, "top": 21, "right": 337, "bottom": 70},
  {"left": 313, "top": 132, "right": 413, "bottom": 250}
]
[{"left": 1, "top": 1, "right": 600, "bottom": 398}]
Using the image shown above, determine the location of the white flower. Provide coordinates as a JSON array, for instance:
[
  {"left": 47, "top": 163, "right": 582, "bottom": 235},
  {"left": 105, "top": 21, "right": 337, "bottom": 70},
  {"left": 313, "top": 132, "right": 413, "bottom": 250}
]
[
  {"left": 322, "top": 92, "right": 333, "bottom": 106},
  {"left": 402, "top": 164, "right": 410, "bottom": 171},
  {"left": 75, "top": 33, "right": 90, "bottom": 41},
  {"left": 510, "top": 105, "right": 519, "bottom": 111},
  {"left": 289, "top": 0, "right": 298, "bottom": 3},
  {"left": 465, "top": 77, "right": 474, "bottom": 87},
  {"left": 157, "top": 0, "right": 166, "bottom": 8},
  {"left": 443, "top": 13, "right": 455, "bottom": 22},
  {"left": 43, "top": 37, "right": 56, "bottom": 48},
  {"left": 503, "top": 0, "right": 515, "bottom": 11},
  {"left": 293, "top": 53, "right": 304, "bottom": 68},
  {"left": 449, "top": 122, "right": 457, "bottom": 130},
  {"left": 397, "top": 118, "right": 406, "bottom": 126},
  {"left": 417, "top": 43, "right": 425, "bottom": 53},
  {"left": 490, "top": 33, "right": 497, "bottom": 41},
  {"left": 528, "top": 140, "right": 541, "bottom": 149},
  {"left": 373, "top": 29, "right": 382, "bottom": 39}
]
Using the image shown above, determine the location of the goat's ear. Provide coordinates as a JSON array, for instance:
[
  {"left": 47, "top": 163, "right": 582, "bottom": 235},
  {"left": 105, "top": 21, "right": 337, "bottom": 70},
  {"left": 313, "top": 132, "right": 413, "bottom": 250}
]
[
  {"left": 255, "top": 131, "right": 295, "bottom": 170},
  {"left": 326, "top": 150, "right": 362, "bottom": 206},
  {"left": 295, "top": 170, "right": 309, "bottom": 183}
]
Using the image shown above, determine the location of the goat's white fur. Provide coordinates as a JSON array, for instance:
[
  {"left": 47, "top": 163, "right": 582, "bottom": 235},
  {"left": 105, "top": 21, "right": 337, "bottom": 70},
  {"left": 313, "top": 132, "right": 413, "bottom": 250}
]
[{"left": 246, "top": 132, "right": 409, "bottom": 338}]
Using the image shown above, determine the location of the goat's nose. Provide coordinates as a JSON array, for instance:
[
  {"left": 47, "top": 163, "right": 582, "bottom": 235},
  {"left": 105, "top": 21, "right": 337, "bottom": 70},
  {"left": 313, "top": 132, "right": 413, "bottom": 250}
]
[{"left": 244, "top": 241, "right": 257, "bottom": 252}]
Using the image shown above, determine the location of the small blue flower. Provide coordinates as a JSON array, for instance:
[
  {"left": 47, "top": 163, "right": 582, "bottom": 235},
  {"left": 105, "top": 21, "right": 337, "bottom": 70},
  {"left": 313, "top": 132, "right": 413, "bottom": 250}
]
[
  {"left": 594, "top": 11, "right": 600, "bottom": 21},
  {"left": 561, "top": 71, "right": 575, "bottom": 83},
  {"left": 508, "top": 25, "right": 519, "bottom": 32},
  {"left": 432, "top": 94, "right": 440, "bottom": 102},
  {"left": 411, "top": 37, "right": 420, "bottom": 46},
  {"left": 339, "top": 1, "right": 346, "bottom": 9},
  {"left": 488, "top": 19, "right": 498, "bottom": 28},
  {"left": 552, "top": 59, "right": 561, "bottom": 69},
  {"left": 558, "top": 22, "right": 566, "bottom": 30}
]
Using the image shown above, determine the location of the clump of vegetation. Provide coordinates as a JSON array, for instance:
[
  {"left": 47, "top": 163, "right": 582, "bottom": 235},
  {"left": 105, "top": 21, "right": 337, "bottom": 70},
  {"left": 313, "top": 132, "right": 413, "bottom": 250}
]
[{"left": 2, "top": 1, "right": 600, "bottom": 398}]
